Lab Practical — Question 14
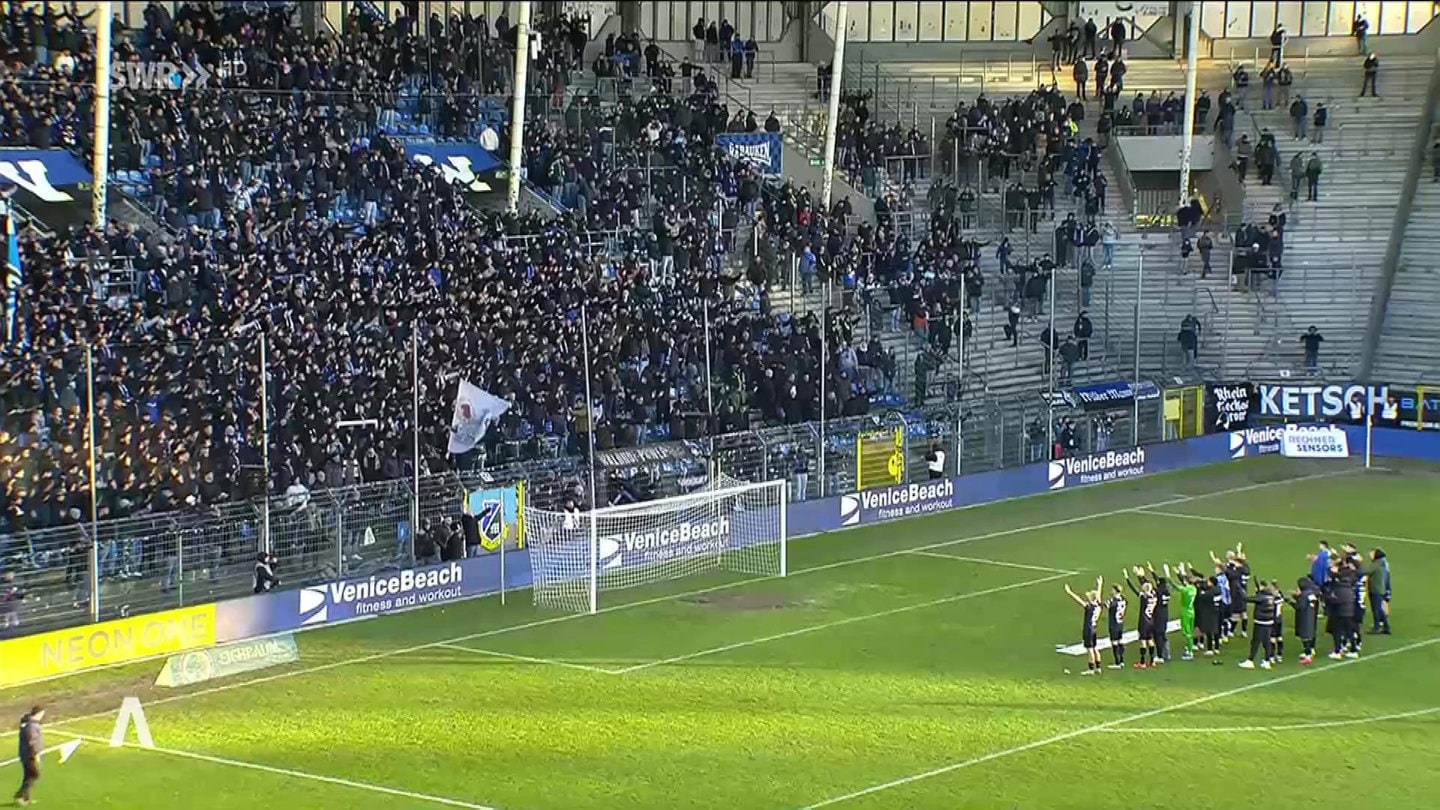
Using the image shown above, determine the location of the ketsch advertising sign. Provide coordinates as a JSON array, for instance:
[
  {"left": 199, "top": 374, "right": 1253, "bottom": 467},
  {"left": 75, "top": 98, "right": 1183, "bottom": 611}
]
[{"left": 1256, "top": 383, "right": 1388, "bottom": 420}]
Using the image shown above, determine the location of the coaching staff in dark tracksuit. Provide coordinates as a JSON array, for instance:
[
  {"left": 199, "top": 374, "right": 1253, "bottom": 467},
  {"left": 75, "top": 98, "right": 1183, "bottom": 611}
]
[{"left": 14, "top": 706, "right": 44, "bottom": 806}]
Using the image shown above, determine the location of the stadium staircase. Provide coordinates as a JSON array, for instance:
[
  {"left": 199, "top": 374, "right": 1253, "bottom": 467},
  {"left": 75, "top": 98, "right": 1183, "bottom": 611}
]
[
  {"left": 1373, "top": 177, "right": 1440, "bottom": 384},
  {"left": 1236, "top": 55, "right": 1434, "bottom": 378}
]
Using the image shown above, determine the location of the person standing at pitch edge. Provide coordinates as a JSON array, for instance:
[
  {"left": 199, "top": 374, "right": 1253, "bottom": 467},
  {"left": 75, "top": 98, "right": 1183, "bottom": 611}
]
[
  {"left": 1368, "top": 549, "right": 1391, "bottom": 634},
  {"left": 14, "top": 705, "right": 44, "bottom": 806}
]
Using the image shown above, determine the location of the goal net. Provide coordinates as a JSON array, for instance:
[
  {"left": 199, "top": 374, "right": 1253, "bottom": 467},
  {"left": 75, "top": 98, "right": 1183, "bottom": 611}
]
[{"left": 523, "top": 476, "right": 788, "bottom": 614}]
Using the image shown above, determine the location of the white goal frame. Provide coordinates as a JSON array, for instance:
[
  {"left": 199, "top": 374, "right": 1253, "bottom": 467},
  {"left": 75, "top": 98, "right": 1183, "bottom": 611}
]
[{"left": 524, "top": 477, "right": 788, "bottom": 614}]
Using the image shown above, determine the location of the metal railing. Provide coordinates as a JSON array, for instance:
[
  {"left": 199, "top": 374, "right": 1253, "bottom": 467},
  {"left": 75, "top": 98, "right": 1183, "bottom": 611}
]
[{"left": 0, "top": 386, "right": 1169, "bottom": 640}]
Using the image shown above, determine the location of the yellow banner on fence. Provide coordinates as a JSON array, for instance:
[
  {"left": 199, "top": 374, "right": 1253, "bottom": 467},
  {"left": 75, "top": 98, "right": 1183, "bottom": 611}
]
[{"left": 0, "top": 604, "right": 217, "bottom": 687}]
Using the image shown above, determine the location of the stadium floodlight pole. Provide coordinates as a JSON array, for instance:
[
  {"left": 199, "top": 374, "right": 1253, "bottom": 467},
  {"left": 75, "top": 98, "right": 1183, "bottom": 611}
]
[
  {"left": 260, "top": 330, "right": 271, "bottom": 552},
  {"left": 1177, "top": 1, "right": 1203, "bottom": 209},
  {"left": 818, "top": 282, "right": 829, "bottom": 495},
  {"left": 1132, "top": 254, "right": 1144, "bottom": 445},
  {"left": 820, "top": 0, "right": 848, "bottom": 210},
  {"left": 959, "top": 275, "right": 968, "bottom": 388},
  {"left": 506, "top": 0, "right": 532, "bottom": 214},
  {"left": 1047, "top": 260, "right": 1056, "bottom": 399},
  {"left": 411, "top": 327, "right": 421, "bottom": 564},
  {"left": 91, "top": 0, "right": 112, "bottom": 226},
  {"left": 580, "top": 302, "right": 599, "bottom": 512},
  {"left": 703, "top": 298, "right": 715, "bottom": 453},
  {"left": 85, "top": 343, "right": 100, "bottom": 621}
]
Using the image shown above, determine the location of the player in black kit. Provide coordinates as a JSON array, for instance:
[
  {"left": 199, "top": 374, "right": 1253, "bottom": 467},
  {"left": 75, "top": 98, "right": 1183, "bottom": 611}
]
[
  {"left": 1212, "top": 545, "right": 1251, "bottom": 638},
  {"left": 1106, "top": 583, "right": 1128, "bottom": 669},
  {"left": 1123, "top": 566, "right": 1160, "bottom": 669},
  {"left": 1238, "top": 580, "right": 1280, "bottom": 669},
  {"left": 1146, "top": 562, "right": 1172, "bottom": 663},
  {"left": 1065, "top": 576, "right": 1106, "bottom": 675},
  {"left": 1194, "top": 573, "right": 1224, "bottom": 659}
]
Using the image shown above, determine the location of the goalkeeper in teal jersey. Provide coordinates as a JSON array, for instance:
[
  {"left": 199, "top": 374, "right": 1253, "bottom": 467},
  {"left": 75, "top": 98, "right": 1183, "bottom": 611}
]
[{"left": 1175, "top": 564, "right": 1199, "bottom": 660}]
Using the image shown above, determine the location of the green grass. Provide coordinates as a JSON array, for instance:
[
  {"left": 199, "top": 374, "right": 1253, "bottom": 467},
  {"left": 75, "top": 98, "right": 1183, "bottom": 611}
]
[{"left": 4, "top": 457, "right": 1440, "bottom": 809}]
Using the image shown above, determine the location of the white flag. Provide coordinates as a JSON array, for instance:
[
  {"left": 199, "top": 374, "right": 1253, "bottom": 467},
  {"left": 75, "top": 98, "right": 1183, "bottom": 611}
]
[{"left": 448, "top": 380, "right": 511, "bottom": 454}]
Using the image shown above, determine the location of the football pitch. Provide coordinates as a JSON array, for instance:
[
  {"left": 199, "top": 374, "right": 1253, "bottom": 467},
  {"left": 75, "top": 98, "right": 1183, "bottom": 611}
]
[{"left": 3, "top": 457, "right": 1440, "bottom": 809}]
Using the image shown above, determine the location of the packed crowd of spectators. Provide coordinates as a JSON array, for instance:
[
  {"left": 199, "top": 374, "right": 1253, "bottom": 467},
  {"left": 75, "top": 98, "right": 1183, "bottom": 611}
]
[{"left": 0, "top": 2, "right": 914, "bottom": 542}]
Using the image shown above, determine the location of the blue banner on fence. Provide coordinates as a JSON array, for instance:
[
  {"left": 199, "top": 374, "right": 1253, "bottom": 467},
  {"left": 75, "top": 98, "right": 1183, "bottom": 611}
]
[
  {"left": 1069, "top": 379, "right": 1162, "bottom": 411},
  {"left": 214, "top": 555, "right": 532, "bottom": 643},
  {"left": 716, "top": 133, "right": 783, "bottom": 175}
]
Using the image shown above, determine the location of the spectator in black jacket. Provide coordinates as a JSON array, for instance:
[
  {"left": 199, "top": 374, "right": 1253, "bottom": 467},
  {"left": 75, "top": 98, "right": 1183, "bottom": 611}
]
[
  {"left": 252, "top": 553, "right": 280, "bottom": 593},
  {"left": 14, "top": 706, "right": 44, "bottom": 806}
]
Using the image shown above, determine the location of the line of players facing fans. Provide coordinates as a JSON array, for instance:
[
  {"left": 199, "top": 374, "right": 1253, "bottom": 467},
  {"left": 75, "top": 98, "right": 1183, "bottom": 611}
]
[{"left": 1064, "top": 541, "right": 1392, "bottom": 675}]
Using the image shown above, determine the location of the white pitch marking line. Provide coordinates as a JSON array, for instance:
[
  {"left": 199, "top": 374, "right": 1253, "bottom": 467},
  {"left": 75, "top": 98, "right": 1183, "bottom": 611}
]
[
  {"left": 436, "top": 642, "right": 623, "bottom": 675},
  {"left": 5, "top": 468, "right": 1354, "bottom": 741},
  {"left": 904, "top": 550, "right": 1081, "bottom": 575},
  {"left": 57, "top": 731, "right": 498, "bottom": 809},
  {"left": 1100, "top": 706, "right": 1440, "bottom": 734},
  {"left": 1134, "top": 509, "right": 1440, "bottom": 548},
  {"left": 614, "top": 573, "right": 1071, "bottom": 675},
  {"left": 798, "top": 636, "right": 1440, "bottom": 809}
]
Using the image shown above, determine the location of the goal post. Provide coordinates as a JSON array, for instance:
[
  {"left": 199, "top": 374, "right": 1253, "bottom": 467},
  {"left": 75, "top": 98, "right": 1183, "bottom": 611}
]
[{"left": 524, "top": 477, "right": 789, "bottom": 614}]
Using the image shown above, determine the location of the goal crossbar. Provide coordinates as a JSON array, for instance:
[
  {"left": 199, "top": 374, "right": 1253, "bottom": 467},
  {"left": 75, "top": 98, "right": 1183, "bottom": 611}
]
[{"left": 523, "top": 477, "right": 788, "bottom": 614}]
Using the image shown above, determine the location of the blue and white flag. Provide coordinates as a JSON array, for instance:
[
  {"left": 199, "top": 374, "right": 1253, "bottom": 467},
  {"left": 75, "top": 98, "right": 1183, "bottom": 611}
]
[
  {"left": 448, "top": 380, "right": 511, "bottom": 454},
  {"left": 715, "top": 133, "right": 783, "bottom": 175}
]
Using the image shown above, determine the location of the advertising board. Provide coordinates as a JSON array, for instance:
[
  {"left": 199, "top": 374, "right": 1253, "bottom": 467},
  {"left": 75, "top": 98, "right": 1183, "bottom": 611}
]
[{"left": 0, "top": 605, "right": 216, "bottom": 687}]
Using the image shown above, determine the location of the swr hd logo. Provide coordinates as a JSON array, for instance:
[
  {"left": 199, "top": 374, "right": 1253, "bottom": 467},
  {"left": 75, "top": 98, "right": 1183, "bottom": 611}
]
[{"left": 111, "top": 58, "right": 246, "bottom": 91}]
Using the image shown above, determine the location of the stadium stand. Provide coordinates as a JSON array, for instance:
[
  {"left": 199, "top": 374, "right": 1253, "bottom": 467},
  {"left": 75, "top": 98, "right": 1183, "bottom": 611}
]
[{"left": 2, "top": 1, "right": 1438, "bottom": 635}]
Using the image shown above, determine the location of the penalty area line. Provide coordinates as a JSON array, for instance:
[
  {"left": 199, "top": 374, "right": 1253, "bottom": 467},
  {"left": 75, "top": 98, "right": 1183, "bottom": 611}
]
[
  {"left": 903, "top": 550, "right": 1080, "bottom": 575},
  {"left": 1131, "top": 510, "right": 1440, "bottom": 548},
  {"left": 798, "top": 636, "right": 1440, "bottom": 809},
  {"left": 58, "top": 731, "right": 499, "bottom": 810},
  {"left": 1099, "top": 706, "right": 1440, "bottom": 734},
  {"left": 614, "top": 572, "right": 1070, "bottom": 675},
  {"left": 436, "top": 643, "right": 625, "bottom": 675}
]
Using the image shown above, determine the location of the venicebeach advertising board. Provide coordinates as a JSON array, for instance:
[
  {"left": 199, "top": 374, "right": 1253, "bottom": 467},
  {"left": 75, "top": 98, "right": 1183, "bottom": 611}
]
[{"left": 5, "top": 426, "right": 1440, "bottom": 687}]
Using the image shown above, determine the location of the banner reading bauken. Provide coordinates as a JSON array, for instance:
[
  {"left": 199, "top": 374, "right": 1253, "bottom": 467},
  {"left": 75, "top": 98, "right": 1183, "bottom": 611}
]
[{"left": 715, "top": 133, "right": 783, "bottom": 175}]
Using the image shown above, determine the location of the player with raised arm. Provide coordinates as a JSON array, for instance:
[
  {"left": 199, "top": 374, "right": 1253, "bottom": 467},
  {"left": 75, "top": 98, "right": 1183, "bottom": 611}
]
[
  {"left": 1174, "top": 563, "right": 1199, "bottom": 660},
  {"left": 1212, "top": 544, "right": 1250, "bottom": 639},
  {"left": 1194, "top": 571, "right": 1222, "bottom": 659},
  {"left": 1211, "top": 559, "right": 1232, "bottom": 641},
  {"left": 1106, "top": 582, "right": 1128, "bottom": 669},
  {"left": 1146, "top": 562, "right": 1172, "bottom": 664},
  {"left": 1124, "top": 566, "right": 1158, "bottom": 669},
  {"left": 1066, "top": 576, "right": 1106, "bottom": 675}
]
